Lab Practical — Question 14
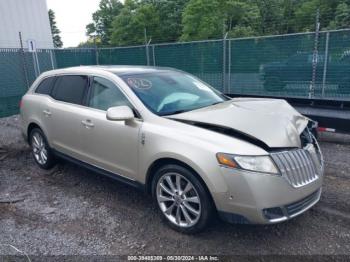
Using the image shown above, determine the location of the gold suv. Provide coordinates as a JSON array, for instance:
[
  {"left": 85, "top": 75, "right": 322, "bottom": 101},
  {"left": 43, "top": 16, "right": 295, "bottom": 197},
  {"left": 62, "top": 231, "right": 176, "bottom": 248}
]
[{"left": 20, "top": 66, "right": 324, "bottom": 233}]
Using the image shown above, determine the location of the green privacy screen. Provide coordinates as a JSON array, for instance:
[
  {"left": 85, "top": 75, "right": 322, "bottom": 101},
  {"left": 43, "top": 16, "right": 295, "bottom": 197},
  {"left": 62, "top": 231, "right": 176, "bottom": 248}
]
[
  {"left": 98, "top": 46, "right": 147, "bottom": 65},
  {"left": 229, "top": 30, "right": 350, "bottom": 100},
  {"left": 54, "top": 49, "right": 97, "bottom": 68},
  {"left": 52, "top": 30, "right": 350, "bottom": 100},
  {"left": 54, "top": 41, "right": 224, "bottom": 91},
  {"left": 54, "top": 46, "right": 147, "bottom": 67},
  {"left": 153, "top": 40, "right": 224, "bottom": 92},
  {"left": 0, "top": 49, "right": 27, "bottom": 117},
  {"left": 0, "top": 49, "right": 54, "bottom": 117},
  {"left": 2, "top": 29, "right": 350, "bottom": 118},
  {"left": 229, "top": 32, "right": 320, "bottom": 98},
  {"left": 323, "top": 30, "right": 350, "bottom": 100}
]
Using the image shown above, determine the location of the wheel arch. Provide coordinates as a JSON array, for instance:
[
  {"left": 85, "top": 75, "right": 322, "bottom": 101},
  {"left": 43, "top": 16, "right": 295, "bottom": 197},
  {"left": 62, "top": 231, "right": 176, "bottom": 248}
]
[
  {"left": 27, "top": 122, "right": 42, "bottom": 143},
  {"left": 27, "top": 122, "right": 50, "bottom": 146},
  {"left": 145, "top": 157, "right": 217, "bottom": 209}
]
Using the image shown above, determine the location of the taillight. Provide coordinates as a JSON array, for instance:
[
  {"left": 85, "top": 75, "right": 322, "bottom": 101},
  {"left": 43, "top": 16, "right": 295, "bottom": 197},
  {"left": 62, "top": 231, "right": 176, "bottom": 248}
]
[
  {"left": 19, "top": 99, "right": 23, "bottom": 108},
  {"left": 317, "top": 127, "right": 336, "bottom": 133}
]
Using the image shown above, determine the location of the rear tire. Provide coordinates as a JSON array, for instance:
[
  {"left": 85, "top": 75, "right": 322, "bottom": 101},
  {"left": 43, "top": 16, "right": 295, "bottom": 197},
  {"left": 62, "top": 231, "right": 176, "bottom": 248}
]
[
  {"left": 29, "top": 128, "right": 56, "bottom": 169},
  {"left": 152, "top": 164, "right": 214, "bottom": 234}
]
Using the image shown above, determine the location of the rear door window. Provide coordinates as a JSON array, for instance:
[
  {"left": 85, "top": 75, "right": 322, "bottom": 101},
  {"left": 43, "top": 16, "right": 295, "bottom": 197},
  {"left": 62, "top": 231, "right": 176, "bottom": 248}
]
[
  {"left": 35, "top": 77, "right": 55, "bottom": 95},
  {"left": 52, "top": 75, "right": 88, "bottom": 105}
]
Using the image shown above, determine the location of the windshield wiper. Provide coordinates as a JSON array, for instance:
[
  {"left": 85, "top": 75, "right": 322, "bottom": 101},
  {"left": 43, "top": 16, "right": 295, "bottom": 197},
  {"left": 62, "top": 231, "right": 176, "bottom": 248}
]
[
  {"left": 159, "top": 110, "right": 188, "bottom": 116},
  {"left": 209, "top": 101, "right": 224, "bottom": 106},
  {"left": 160, "top": 101, "right": 226, "bottom": 116}
]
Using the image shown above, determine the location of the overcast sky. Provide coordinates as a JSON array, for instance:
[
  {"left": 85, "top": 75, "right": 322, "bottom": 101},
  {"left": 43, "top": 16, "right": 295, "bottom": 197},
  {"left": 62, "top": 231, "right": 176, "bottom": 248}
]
[{"left": 46, "top": 0, "right": 101, "bottom": 47}]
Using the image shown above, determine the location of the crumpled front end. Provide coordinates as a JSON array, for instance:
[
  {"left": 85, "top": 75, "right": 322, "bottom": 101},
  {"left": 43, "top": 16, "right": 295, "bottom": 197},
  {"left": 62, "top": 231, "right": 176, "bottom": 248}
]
[
  {"left": 168, "top": 97, "right": 324, "bottom": 224},
  {"left": 215, "top": 127, "right": 324, "bottom": 224},
  {"left": 169, "top": 98, "right": 311, "bottom": 149}
]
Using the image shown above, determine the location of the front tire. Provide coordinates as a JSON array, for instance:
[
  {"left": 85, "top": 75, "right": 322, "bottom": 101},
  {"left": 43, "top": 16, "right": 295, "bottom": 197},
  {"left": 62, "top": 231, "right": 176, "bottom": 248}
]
[
  {"left": 152, "top": 164, "right": 214, "bottom": 233},
  {"left": 29, "top": 128, "right": 56, "bottom": 169}
]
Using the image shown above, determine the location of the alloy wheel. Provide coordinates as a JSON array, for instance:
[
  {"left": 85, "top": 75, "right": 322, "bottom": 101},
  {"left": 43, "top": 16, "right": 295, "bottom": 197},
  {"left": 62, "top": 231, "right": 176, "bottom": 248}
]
[
  {"left": 156, "top": 172, "right": 201, "bottom": 228},
  {"left": 31, "top": 132, "right": 48, "bottom": 165}
]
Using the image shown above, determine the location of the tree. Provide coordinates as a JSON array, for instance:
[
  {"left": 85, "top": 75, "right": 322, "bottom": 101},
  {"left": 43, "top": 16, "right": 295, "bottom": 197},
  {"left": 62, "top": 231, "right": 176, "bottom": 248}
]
[
  {"left": 181, "top": 0, "right": 261, "bottom": 41},
  {"left": 87, "top": 0, "right": 350, "bottom": 46},
  {"left": 86, "top": 0, "right": 124, "bottom": 46},
  {"left": 48, "top": 9, "right": 63, "bottom": 48},
  {"left": 143, "top": 0, "right": 189, "bottom": 42},
  {"left": 181, "top": 0, "right": 224, "bottom": 41},
  {"left": 77, "top": 37, "right": 102, "bottom": 48},
  {"left": 111, "top": 0, "right": 161, "bottom": 45},
  {"left": 294, "top": 0, "right": 341, "bottom": 31},
  {"left": 328, "top": 2, "right": 350, "bottom": 29},
  {"left": 225, "top": 0, "right": 260, "bottom": 36},
  {"left": 254, "top": 0, "right": 293, "bottom": 35},
  {"left": 110, "top": 0, "right": 188, "bottom": 45}
]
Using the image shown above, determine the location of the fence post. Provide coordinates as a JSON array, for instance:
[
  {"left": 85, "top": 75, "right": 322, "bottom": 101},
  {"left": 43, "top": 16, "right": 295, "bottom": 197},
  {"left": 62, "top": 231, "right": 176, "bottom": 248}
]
[
  {"left": 152, "top": 45, "right": 156, "bottom": 66},
  {"left": 222, "top": 33, "right": 228, "bottom": 93},
  {"left": 18, "top": 31, "right": 29, "bottom": 89},
  {"left": 49, "top": 49, "right": 55, "bottom": 69},
  {"left": 94, "top": 36, "right": 99, "bottom": 65},
  {"left": 32, "top": 52, "right": 38, "bottom": 77},
  {"left": 322, "top": 31, "right": 330, "bottom": 98},
  {"left": 145, "top": 39, "right": 151, "bottom": 66},
  {"left": 309, "top": 9, "right": 320, "bottom": 98},
  {"left": 145, "top": 44, "right": 149, "bottom": 66},
  {"left": 95, "top": 47, "right": 99, "bottom": 65},
  {"left": 34, "top": 50, "right": 41, "bottom": 75},
  {"left": 228, "top": 39, "right": 231, "bottom": 94}
]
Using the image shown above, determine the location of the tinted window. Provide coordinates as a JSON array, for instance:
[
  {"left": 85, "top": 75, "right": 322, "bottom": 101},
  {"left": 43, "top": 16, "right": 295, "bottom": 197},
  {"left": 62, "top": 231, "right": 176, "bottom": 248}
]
[
  {"left": 53, "top": 75, "right": 88, "bottom": 105},
  {"left": 35, "top": 77, "right": 55, "bottom": 95},
  {"left": 88, "top": 77, "right": 132, "bottom": 111}
]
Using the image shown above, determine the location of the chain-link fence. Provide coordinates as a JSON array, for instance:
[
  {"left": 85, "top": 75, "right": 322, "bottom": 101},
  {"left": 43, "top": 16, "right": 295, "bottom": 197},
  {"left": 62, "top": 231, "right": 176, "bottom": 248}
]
[
  {"left": 0, "top": 48, "right": 55, "bottom": 117},
  {"left": 1, "top": 29, "right": 350, "bottom": 118},
  {"left": 228, "top": 30, "right": 350, "bottom": 100}
]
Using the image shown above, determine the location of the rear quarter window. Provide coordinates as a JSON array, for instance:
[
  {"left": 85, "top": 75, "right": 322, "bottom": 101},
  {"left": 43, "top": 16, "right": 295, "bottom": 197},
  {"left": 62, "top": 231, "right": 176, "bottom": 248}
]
[
  {"left": 52, "top": 75, "right": 88, "bottom": 105},
  {"left": 35, "top": 77, "right": 56, "bottom": 95}
]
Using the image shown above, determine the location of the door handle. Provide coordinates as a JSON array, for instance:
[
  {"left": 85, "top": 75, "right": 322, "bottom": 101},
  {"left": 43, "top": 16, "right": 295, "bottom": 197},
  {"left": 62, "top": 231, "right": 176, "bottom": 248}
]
[
  {"left": 43, "top": 109, "right": 52, "bottom": 116},
  {"left": 81, "top": 119, "right": 94, "bottom": 128}
]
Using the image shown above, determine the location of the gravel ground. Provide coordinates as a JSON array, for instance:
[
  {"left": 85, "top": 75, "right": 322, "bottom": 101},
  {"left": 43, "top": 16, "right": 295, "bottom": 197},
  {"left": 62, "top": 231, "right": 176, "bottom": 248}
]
[{"left": 0, "top": 115, "right": 349, "bottom": 257}]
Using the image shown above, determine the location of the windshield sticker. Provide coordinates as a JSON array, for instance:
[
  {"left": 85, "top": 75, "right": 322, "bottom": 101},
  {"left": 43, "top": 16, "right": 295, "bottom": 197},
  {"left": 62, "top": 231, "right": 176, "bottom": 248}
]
[{"left": 127, "top": 78, "right": 152, "bottom": 89}]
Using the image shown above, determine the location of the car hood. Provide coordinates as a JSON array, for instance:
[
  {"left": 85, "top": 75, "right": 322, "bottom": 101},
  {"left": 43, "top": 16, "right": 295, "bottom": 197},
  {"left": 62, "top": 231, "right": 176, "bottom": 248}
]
[{"left": 167, "top": 98, "right": 309, "bottom": 149}]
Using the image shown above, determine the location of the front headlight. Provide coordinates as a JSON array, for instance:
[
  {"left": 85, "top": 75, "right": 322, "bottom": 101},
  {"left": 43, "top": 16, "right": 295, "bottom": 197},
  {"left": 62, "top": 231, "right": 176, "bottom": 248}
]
[{"left": 216, "top": 153, "right": 279, "bottom": 174}]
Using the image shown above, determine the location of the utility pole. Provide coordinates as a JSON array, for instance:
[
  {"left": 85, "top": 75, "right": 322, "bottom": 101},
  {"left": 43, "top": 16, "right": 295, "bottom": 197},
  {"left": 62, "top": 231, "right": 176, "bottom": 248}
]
[{"left": 309, "top": 9, "right": 320, "bottom": 99}]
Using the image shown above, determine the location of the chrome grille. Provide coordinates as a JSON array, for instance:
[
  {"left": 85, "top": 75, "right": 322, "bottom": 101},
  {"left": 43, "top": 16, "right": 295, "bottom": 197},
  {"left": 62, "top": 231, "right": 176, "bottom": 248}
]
[{"left": 271, "top": 145, "right": 323, "bottom": 188}]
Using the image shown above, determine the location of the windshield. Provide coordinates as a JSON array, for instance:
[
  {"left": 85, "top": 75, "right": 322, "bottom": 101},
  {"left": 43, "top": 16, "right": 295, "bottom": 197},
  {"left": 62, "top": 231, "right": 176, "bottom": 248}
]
[{"left": 119, "top": 71, "right": 228, "bottom": 116}]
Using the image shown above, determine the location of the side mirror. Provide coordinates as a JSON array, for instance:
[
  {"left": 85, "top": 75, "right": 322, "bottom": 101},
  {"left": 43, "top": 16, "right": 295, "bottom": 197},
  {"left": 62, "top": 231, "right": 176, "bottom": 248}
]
[{"left": 106, "top": 106, "right": 134, "bottom": 121}]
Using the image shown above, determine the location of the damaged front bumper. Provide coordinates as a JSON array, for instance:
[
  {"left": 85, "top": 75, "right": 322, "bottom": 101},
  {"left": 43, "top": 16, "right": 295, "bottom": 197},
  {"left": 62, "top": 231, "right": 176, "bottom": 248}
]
[{"left": 214, "top": 136, "right": 324, "bottom": 225}]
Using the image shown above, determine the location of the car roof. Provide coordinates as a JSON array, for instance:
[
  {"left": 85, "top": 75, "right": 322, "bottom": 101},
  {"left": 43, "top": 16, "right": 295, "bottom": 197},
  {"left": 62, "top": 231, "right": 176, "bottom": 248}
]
[{"left": 44, "top": 65, "right": 180, "bottom": 77}]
